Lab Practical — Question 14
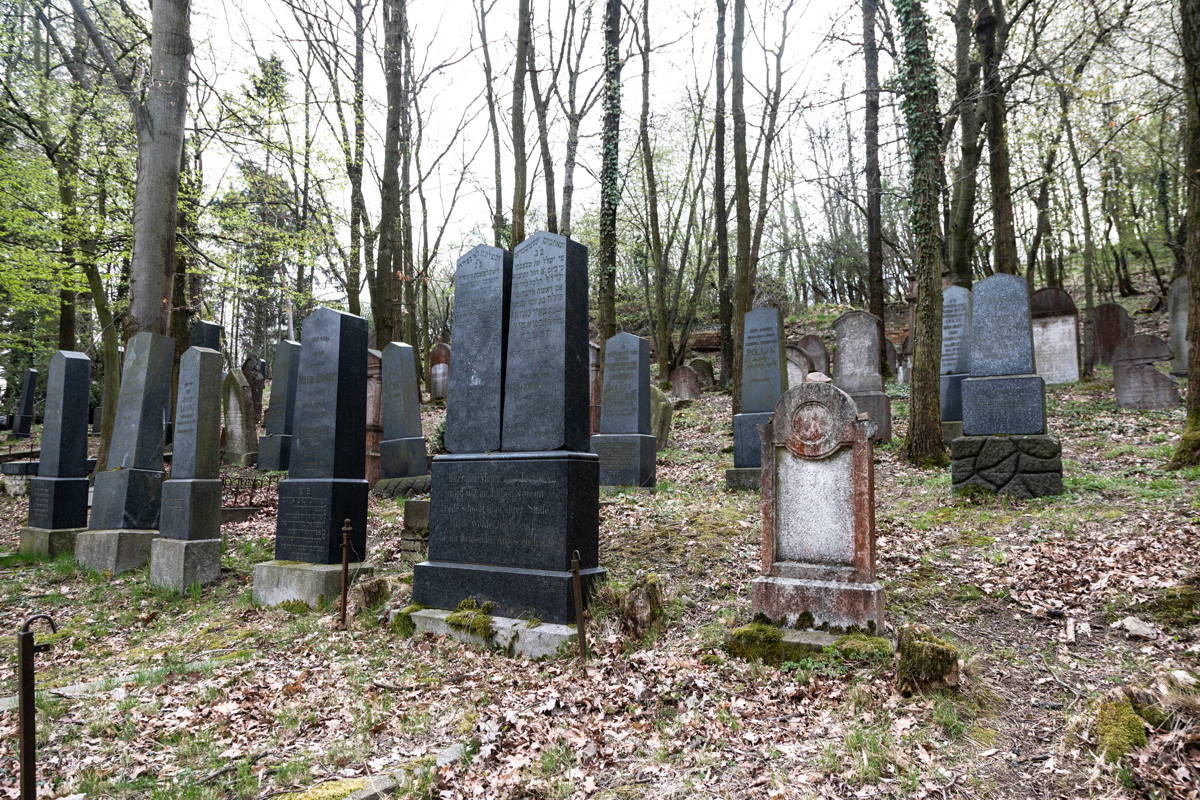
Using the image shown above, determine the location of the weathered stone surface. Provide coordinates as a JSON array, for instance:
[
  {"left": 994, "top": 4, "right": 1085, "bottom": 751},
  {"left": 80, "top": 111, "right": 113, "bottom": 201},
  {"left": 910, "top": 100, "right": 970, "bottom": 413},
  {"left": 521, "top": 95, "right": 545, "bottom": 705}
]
[
  {"left": 669, "top": 365, "right": 701, "bottom": 400},
  {"left": 19, "top": 526, "right": 82, "bottom": 558},
  {"left": 10, "top": 368, "right": 37, "bottom": 437},
  {"left": 29, "top": 352, "right": 90, "bottom": 531},
  {"left": 600, "top": 332, "right": 650, "bottom": 435},
  {"left": 379, "top": 342, "right": 428, "bottom": 479},
  {"left": 174, "top": 347, "right": 222, "bottom": 480},
  {"left": 150, "top": 538, "right": 221, "bottom": 591},
  {"left": 785, "top": 347, "right": 813, "bottom": 389},
  {"left": 259, "top": 339, "right": 300, "bottom": 471},
  {"left": 688, "top": 357, "right": 715, "bottom": 387},
  {"left": 725, "top": 467, "right": 760, "bottom": 491},
  {"left": 950, "top": 434, "right": 1063, "bottom": 498},
  {"left": 1169, "top": 276, "right": 1189, "bottom": 376},
  {"left": 967, "top": 274, "right": 1035, "bottom": 376},
  {"left": 189, "top": 320, "right": 222, "bottom": 351},
  {"left": 430, "top": 363, "right": 449, "bottom": 400},
  {"left": 848, "top": 392, "right": 890, "bottom": 442},
  {"left": 28, "top": 477, "right": 88, "bottom": 531},
  {"left": 404, "top": 498, "right": 430, "bottom": 531},
  {"left": 75, "top": 529, "right": 158, "bottom": 574},
  {"left": 591, "top": 433, "right": 656, "bottom": 487},
  {"left": 650, "top": 385, "right": 672, "bottom": 451},
  {"left": 961, "top": 375, "right": 1046, "bottom": 436},
  {"left": 1094, "top": 303, "right": 1134, "bottom": 366},
  {"left": 1113, "top": 334, "right": 1181, "bottom": 409},
  {"left": 410, "top": 608, "right": 578, "bottom": 660},
  {"left": 741, "top": 308, "right": 787, "bottom": 413},
  {"left": 796, "top": 334, "right": 830, "bottom": 376},
  {"left": 833, "top": 311, "right": 883, "bottom": 393},
  {"left": 940, "top": 286, "right": 971, "bottom": 422},
  {"left": 1032, "top": 315, "right": 1080, "bottom": 385},
  {"left": 222, "top": 370, "right": 257, "bottom": 466},
  {"left": 252, "top": 560, "right": 375, "bottom": 608},
  {"left": 1030, "top": 287, "right": 1077, "bottom": 318}
]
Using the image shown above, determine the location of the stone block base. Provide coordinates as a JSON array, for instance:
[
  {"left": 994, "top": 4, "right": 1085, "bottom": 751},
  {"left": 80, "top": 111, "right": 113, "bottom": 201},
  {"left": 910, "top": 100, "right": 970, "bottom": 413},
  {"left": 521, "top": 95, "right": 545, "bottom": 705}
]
[
  {"left": 257, "top": 434, "right": 292, "bottom": 471},
  {"left": 733, "top": 412, "right": 773, "bottom": 468},
  {"left": 27, "top": 476, "right": 89, "bottom": 530},
  {"left": 413, "top": 561, "right": 605, "bottom": 626},
  {"left": 941, "top": 420, "right": 963, "bottom": 446},
  {"left": 847, "top": 391, "right": 891, "bottom": 442},
  {"left": 961, "top": 374, "right": 1045, "bottom": 436},
  {"left": 951, "top": 434, "right": 1064, "bottom": 498},
  {"left": 19, "top": 527, "right": 83, "bottom": 558},
  {"left": 725, "top": 467, "right": 760, "bottom": 491},
  {"left": 751, "top": 575, "right": 884, "bottom": 634},
  {"left": 252, "top": 560, "right": 375, "bottom": 608},
  {"left": 404, "top": 499, "right": 430, "bottom": 532},
  {"left": 2, "top": 474, "right": 29, "bottom": 496},
  {"left": 410, "top": 609, "right": 578, "bottom": 660},
  {"left": 150, "top": 538, "right": 221, "bottom": 591},
  {"left": 160, "top": 479, "right": 222, "bottom": 541},
  {"left": 591, "top": 433, "right": 656, "bottom": 487},
  {"left": 75, "top": 529, "right": 158, "bottom": 574},
  {"left": 380, "top": 437, "right": 429, "bottom": 479}
]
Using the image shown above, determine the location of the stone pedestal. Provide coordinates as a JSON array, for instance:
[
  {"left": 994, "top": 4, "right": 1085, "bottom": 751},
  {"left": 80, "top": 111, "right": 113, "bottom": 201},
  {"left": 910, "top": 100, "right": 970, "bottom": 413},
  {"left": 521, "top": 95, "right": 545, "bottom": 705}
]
[
  {"left": 733, "top": 412, "right": 773, "bottom": 468},
  {"left": 940, "top": 374, "right": 966, "bottom": 422},
  {"left": 846, "top": 391, "right": 890, "bottom": 441},
  {"left": 379, "top": 437, "right": 428, "bottom": 478},
  {"left": 591, "top": 433, "right": 656, "bottom": 487},
  {"left": 89, "top": 468, "right": 163, "bottom": 530},
  {"left": 19, "top": 527, "right": 83, "bottom": 558},
  {"left": 150, "top": 538, "right": 221, "bottom": 591},
  {"left": 275, "top": 478, "right": 369, "bottom": 564},
  {"left": 253, "top": 560, "right": 375, "bottom": 609},
  {"left": 961, "top": 375, "right": 1045, "bottom": 436},
  {"left": 256, "top": 434, "right": 292, "bottom": 471},
  {"left": 75, "top": 529, "right": 158, "bottom": 574},
  {"left": 404, "top": 499, "right": 430, "bottom": 532},
  {"left": 751, "top": 575, "right": 884, "bottom": 633},
  {"left": 413, "top": 451, "right": 605, "bottom": 624},
  {"left": 159, "top": 479, "right": 221, "bottom": 541},
  {"left": 725, "top": 467, "right": 760, "bottom": 491},
  {"left": 951, "top": 434, "right": 1063, "bottom": 498},
  {"left": 410, "top": 609, "right": 578, "bottom": 660},
  {"left": 10, "top": 415, "right": 32, "bottom": 438},
  {"left": 27, "top": 476, "right": 88, "bottom": 530}
]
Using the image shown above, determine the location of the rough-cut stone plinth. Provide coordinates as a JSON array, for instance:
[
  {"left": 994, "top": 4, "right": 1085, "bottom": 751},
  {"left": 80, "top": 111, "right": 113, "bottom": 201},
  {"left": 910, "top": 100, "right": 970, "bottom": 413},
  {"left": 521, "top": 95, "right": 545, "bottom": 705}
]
[
  {"left": 150, "top": 538, "right": 221, "bottom": 591},
  {"left": 19, "top": 527, "right": 83, "bottom": 558},
  {"left": 410, "top": 609, "right": 578, "bottom": 660},
  {"left": 591, "top": 433, "right": 656, "bottom": 487},
  {"left": 961, "top": 375, "right": 1046, "bottom": 436},
  {"left": 951, "top": 434, "right": 1063, "bottom": 498},
  {"left": 252, "top": 560, "right": 374, "bottom": 609},
  {"left": 75, "top": 529, "right": 158, "bottom": 574},
  {"left": 733, "top": 412, "right": 773, "bottom": 468}
]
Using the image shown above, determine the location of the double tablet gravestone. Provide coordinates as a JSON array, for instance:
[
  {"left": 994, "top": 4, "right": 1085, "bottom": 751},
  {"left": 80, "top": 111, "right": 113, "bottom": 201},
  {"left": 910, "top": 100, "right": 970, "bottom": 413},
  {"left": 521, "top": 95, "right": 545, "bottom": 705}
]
[
  {"left": 952, "top": 274, "right": 1063, "bottom": 498},
  {"left": 20, "top": 352, "right": 90, "bottom": 557},
  {"left": 414, "top": 232, "right": 605, "bottom": 627},
  {"left": 1113, "top": 334, "right": 1181, "bottom": 409},
  {"left": 379, "top": 342, "right": 428, "bottom": 479},
  {"left": 77, "top": 331, "right": 174, "bottom": 573},
  {"left": 254, "top": 307, "right": 373, "bottom": 608},
  {"left": 151, "top": 346, "right": 223, "bottom": 591},
  {"left": 751, "top": 382, "right": 883, "bottom": 641},
  {"left": 592, "top": 332, "right": 655, "bottom": 487},
  {"left": 1030, "top": 288, "right": 1080, "bottom": 385},
  {"left": 940, "top": 286, "right": 972, "bottom": 443},
  {"left": 257, "top": 340, "right": 300, "bottom": 471},
  {"left": 726, "top": 307, "right": 787, "bottom": 490},
  {"left": 11, "top": 368, "right": 37, "bottom": 438},
  {"left": 1170, "top": 276, "right": 1189, "bottom": 376},
  {"left": 1094, "top": 303, "right": 1134, "bottom": 366},
  {"left": 832, "top": 311, "right": 891, "bottom": 442}
]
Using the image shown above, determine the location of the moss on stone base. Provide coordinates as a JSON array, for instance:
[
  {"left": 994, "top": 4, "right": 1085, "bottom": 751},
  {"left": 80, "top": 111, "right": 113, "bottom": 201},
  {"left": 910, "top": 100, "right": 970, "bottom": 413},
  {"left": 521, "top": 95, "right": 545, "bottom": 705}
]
[
  {"left": 723, "top": 621, "right": 812, "bottom": 664},
  {"left": 446, "top": 597, "right": 495, "bottom": 639},
  {"left": 895, "top": 624, "right": 959, "bottom": 695},
  {"left": 277, "top": 778, "right": 367, "bottom": 800},
  {"left": 1096, "top": 695, "right": 1148, "bottom": 763},
  {"left": 391, "top": 603, "right": 426, "bottom": 638},
  {"left": 832, "top": 633, "right": 893, "bottom": 663}
]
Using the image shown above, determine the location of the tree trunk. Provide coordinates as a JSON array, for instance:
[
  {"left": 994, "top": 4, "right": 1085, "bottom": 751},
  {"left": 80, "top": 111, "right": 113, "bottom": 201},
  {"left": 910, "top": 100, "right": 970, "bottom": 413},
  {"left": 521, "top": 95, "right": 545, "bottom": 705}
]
[
  {"left": 947, "top": 0, "right": 982, "bottom": 288},
  {"left": 640, "top": 0, "right": 669, "bottom": 380},
  {"left": 596, "top": 0, "right": 621, "bottom": 353},
  {"left": 527, "top": 32, "right": 558, "bottom": 234},
  {"left": 731, "top": 0, "right": 750, "bottom": 414},
  {"left": 476, "top": 0, "right": 505, "bottom": 247},
  {"left": 511, "top": 0, "right": 531, "bottom": 246},
  {"left": 863, "top": 0, "right": 884, "bottom": 324},
  {"left": 1063, "top": 98, "right": 1097, "bottom": 378},
  {"left": 974, "top": 1, "right": 1019, "bottom": 276},
  {"left": 374, "top": 0, "right": 404, "bottom": 344},
  {"left": 715, "top": 0, "right": 733, "bottom": 389}
]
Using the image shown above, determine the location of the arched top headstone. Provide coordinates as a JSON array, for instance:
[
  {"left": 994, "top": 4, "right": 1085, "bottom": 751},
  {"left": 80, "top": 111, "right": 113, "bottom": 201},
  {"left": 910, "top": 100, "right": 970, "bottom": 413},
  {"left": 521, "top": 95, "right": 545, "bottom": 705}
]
[
  {"left": 833, "top": 310, "right": 883, "bottom": 392},
  {"left": 941, "top": 285, "right": 971, "bottom": 375},
  {"left": 1030, "top": 287, "right": 1077, "bottom": 318},
  {"left": 669, "top": 364, "right": 701, "bottom": 400},
  {"left": 968, "top": 274, "right": 1034, "bottom": 377},
  {"left": 770, "top": 382, "right": 868, "bottom": 460},
  {"left": 430, "top": 342, "right": 452, "bottom": 366}
]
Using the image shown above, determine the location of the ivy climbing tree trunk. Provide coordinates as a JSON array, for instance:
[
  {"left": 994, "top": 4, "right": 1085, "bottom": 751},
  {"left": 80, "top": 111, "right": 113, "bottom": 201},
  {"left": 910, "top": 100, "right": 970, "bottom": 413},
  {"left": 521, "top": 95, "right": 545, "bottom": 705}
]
[
  {"left": 596, "top": 0, "right": 621, "bottom": 356},
  {"left": 715, "top": 0, "right": 733, "bottom": 389},
  {"left": 863, "top": 0, "right": 884, "bottom": 326}
]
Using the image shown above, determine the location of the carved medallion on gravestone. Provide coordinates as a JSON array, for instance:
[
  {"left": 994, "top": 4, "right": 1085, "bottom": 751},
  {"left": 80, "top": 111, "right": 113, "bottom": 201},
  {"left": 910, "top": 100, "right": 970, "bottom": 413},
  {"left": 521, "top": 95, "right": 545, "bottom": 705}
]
[
  {"left": 445, "top": 245, "right": 511, "bottom": 453},
  {"left": 1094, "top": 303, "right": 1134, "bottom": 366},
  {"left": 741, "top": 307, "right": 787, "bottom": 413},
  {"left": 1170, "top": 276, "right": 1190, "bottom": 376},
  {"left": 1112, "top": 334, "right": 1181, "bottom": 410},
  {"left": 669, "top": 365, "right": 701, "bottom": 400},
  {"left": 796, "top": 334, "right": 830, "bottom": 376},
  {"left": 833, "top": 312, "right": 883, "bottom": 393}
]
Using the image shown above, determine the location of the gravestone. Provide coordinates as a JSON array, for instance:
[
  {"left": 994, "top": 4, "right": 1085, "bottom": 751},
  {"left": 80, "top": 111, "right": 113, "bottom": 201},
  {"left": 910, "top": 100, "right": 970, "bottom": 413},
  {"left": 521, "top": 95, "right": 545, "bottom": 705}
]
[
  {"left": 77, "top": 332, "right": 174, "bottom": 573},
  {"left": 589, "top": 341, "right": 602, "bottom": 434},
  {"left": 258, "top": 340, "right": 300, "bottom": 470},
  {"left": 151, "top": 347, "right": 223, "bottom": 591},
  {"left": 832, "top": 311, "right": 890, "bottom": 441},
  {"left": 898, "top": 334, "right": 913, "bottom": 385},
  {"left": 414, "top": 231, "right": 605, "bottom": 626},
  {"left": 1170, "top": 276, "right": 1189, "bottom": 376},
  {"left": 429, "top": 342, "right": 452, "bottom": 400},
  {"left": 241, "top": 356, "right": 266, "bottom": 422},
  {"left": 189, "top": 320, "right": 222, "bottom": 351},
  {"left": 11, "top": 368, "right": 36, "bottom": 438},
  {"left": 727, "top": 307, "right": 788, "bottom": 490},
  {"left": 952, "top": 274, "right": 1062, "bottom": 498},
  {"left": 940, "top": 285, "right": 971, "bottom": 442},
  {"left": 591, "top": 332, "right": 655, "bottom": 487},
  {"left": 222, "top": 370, "right": 257, "bottom": 466},
  {"left": 785, "top": 347, "right": 813, "bottom": 389},
  {"left": 751, "top": 383, "right": 883, "bottom": 638},
  {"left": 365, "top": 349, "right": 383, "bottom": 486},
  {"left": 884, "top": 339, "right": 899, "bottom": 378},
  {"left": 254, "top": 307, "right": 372, "bottom": 608},
  {"left": 797, "top": 334, "right": 830, "bottom": 376},
  {"left": 688, "top": 357, "right": 715, "bottom": 388},
  {"left": 669, "top": 364, "right": 701, "bottom": 400},
  {"left": 1094, "top": 303, "right": 1134, "bottom": 366},
  {"left": 379, "top": 342, "right": 428, "bottom": 478},
  {"left": 20, "top": 352, "right": 90, "bottom": 557},
  {"left": 1030, "top": 288, "right": 1080, "bottom": 385},
  {"left": 445, "top": 245, "right": 512, "bottom": 452},
  {"left": 650, "top": 384, "right": 673, "bottom": 451},
  {"left": 1113, "top": 334, "right": 1181, "bottom": 409}
]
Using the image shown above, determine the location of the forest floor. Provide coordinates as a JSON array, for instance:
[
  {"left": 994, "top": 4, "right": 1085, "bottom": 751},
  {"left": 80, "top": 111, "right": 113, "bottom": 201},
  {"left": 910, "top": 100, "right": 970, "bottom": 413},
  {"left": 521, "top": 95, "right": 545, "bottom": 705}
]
[{"left": 1, "top": 347, "right": 1198, "bottom": 797}]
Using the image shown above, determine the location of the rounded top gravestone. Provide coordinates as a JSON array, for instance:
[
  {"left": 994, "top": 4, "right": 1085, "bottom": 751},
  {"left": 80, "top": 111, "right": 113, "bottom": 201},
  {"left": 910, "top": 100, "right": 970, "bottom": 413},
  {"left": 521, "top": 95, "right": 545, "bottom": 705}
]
[
  {"left": 941, "top": 285, "right": 971, "bottom": 375},
  {"left": 832, "top": 311, "right": 883, "bottom": 393},
  {"left": 771, "top": 382, "right": 865, "bottom": 460},
  {"left": 669, "top": 364, "right": 702, "bottom": 400},
  {"left": 796, "top": 334, "right": 830, "bottom": 376},
  {"left": 968, "top": 274, "right": 1035, "bottom": 377},
  {"left": 1113, "top": 333, "right": 1172, "bottom": 365},
  {"left": 1030, "top": 287, "right": 1077, "bottom": 318}
]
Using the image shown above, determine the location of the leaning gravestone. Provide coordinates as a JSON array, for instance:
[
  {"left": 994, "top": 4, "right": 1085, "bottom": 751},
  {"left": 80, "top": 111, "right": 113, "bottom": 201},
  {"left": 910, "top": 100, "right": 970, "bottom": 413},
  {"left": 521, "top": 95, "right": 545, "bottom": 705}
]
[
  {"left": 221, "top": 370, "right": 257, "bottom": 467},
  {"left": 257, "top": 340, "right": 300, "bottom": 470},
  {"left": 1030, "top": 288, "right": 1080, "bottom": 385},
  {"left": 688, "top": 357, "right": 715, "bottom": 388},
  {"left": 952, "top": 274, "right": 1062, "bottom": 498},
  {"left": 20, "top": 352, "right": 90, "bottom": 557},
  {"left": 726, "top": 307, "right": 788, "bottom": 490},
  {"left": 797, "top": 334, "right": 830, "bottom": 376},
  {"left": 785, "top": 347, "right": 813, "bottom": 389},
  {"left": 11, "top": 368, "right": 37, "bottom": 438},
  {"left": 750, "top": 382, "right": 883, "bottom": 641},
  {"left": 379, "top": 342, "right": 428, "bottom": 479},
  {"left": 151, "top": 346, "right": 223, "bottom": 591},
  {"left": 77, "top": 332, "right": 174, "bottom": 573},
  {"left": 1170, "top": 276, "right": 1190, "bottom": 376},
  {"left": 832, "top": 311, "right": 891, "bottom": 441},
  {"left": 592, "top": 332, "right": 655, "bottom": 487},
  {"left": 414, "top": 231, "right": 605, "bottom": 629},
  {"left": 1094, "top": 303, "right": 1134, "bottom": 366},
  {"left": 940, "top": 285, "right": 971, "bottom": 442},
  {"left": 189, "top": 319, "right": 222, "bottom": 351},
  {"left": 1113, "top": 334, "right": 1181, "bottom": 409},
  {"left": 669, "top": 364, "right": 701, "bottom": 400},
  {"left": 429, "top": 342, "right": 451, "bottom": 400}
]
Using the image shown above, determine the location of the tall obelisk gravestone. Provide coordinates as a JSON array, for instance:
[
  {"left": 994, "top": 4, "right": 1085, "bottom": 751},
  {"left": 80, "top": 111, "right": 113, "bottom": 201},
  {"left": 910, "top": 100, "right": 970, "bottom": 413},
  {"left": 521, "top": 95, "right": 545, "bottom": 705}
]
[
  {"left": 253, "top": 307, "right": 373, "bottom": 607},
  {"left": 726, "top": 307, "right": 787, "bottom": 490},
  {"left": 11, "top": 368, "right": 37, "bottom": 438},
  {"left": 20, "top": 352, "right": 90, "bottom": 557},
  {"left": 258, "top": 340, "right": 300, "bottom": 471},
  {"left": 414, "top": 232, "right": 605, "bottom": 626},
  {"left": 591, "top": 332, "right": 655, "bottom": 487},
  {"left": 151, "top": 346, "right": 223, "bottom": 591},
  {"left": 77, "top": 331, "right": 174, "bottom": 573},
  {"left": 379, "top": 342, "right": 428, "bottom": 478},
  {"left": 939, "top": 285, "right": 971, "bottom": 443}
]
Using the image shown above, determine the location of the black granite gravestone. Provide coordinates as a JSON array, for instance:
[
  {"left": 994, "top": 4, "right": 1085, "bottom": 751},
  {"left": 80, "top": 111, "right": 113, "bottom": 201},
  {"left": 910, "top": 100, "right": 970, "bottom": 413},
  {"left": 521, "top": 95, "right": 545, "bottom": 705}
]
[
  {"left": 258, "top": 339, "right": 300, "bottom": 471},
  {"left": 161, "top": 347, "right": 223, "bottom": 540},
  {"left": 591, "top": 332, "right": 655, "bottom": 487},
  {"left": 445, "top": 245, "right": 512, "bottom": 453},
  {"left": 189, "top": 320, "right": 223, "bottom": 351},
  {"left": 940, "top": 285, "right": 971, "bottom": 423},
  {"left": 731, "top": 308, "right": 787, "bottom": 474},
  {"left": 274, "top": 307, "right": 369, "bottom": 564},
  {"left": 11, "top": 368, "right": 36, "bottom": 438},
  {"left": 27, "top": 352, "right": 90, "bottom": 531},
  {"left": 379, "top": 342, "right": 428, "bottom": 478}
]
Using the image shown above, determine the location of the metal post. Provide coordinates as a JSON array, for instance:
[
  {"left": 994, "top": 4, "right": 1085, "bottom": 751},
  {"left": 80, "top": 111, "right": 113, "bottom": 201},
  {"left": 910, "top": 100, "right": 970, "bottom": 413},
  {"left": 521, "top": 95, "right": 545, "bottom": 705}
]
[
  {"left": 19, "top": 614, "right": 56, "bottom": 800},
  {"left": 339, "top": 518, "right": 352, "bottom": 630},
  {"left": 570, "top": 550, "right": 588, "bottom": 663}
]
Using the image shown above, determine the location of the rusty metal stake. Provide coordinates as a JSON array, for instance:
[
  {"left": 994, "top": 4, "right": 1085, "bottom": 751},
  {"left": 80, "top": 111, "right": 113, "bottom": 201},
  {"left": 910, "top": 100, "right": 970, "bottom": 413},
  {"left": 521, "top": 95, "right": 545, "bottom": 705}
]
[
  {"left": 338, "top": 519, "right": 352, "bottom": 630},
  {"left": 570, "top": 550, "right": 588, "bottom": 663},
  {"left": 19, "top": 613, "right": 56, "bottom": 800}
]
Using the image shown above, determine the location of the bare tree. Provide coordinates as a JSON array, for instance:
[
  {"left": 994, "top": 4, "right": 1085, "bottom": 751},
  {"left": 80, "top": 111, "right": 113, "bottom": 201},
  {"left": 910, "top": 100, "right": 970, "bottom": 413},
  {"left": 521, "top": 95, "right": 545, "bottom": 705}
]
[{"left": 596, "top": 0, "right": 621, "bottom": 350}]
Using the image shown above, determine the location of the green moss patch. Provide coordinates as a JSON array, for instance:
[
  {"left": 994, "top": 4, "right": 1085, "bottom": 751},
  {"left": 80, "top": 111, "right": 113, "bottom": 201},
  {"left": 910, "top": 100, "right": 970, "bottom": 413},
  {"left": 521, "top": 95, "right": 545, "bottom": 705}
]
[
  {"left": 447, "top": 597, "right": 495, "bottom": 639},
  {"left": 831, "top": 634, "right": 893, "bottom": 663},
  {"left": 390, "top": 603, "right": 426, "bottom": 638},
  {"left": 277, "top": 778, "right": 367, "bottom": 800},
  {"left": 1140, "top": 582, "right": 1200, "bottom": 628},
  {"left": 1095, "top": 695, "right": 1147, "bottom": 763},
  {"left": 895, "top": 625, "right": 959, "bottom": 695}
]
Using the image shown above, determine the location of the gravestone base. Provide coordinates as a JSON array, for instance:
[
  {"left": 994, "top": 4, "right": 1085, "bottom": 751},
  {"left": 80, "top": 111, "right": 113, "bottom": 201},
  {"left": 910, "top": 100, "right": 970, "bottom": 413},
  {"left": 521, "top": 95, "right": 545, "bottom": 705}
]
[
  {"left": 414, "top": 561, "right": 604, "bottom": 626},
  {"left": 951, "top": 434, "right": 1063, "bottom": 498},
  {"left": 275, "top": 478, "right": 369, "bottom": 563},
  {"left": 591, "top": 433, "right": 656, "bottom": 487},
  {"left": 940, "top": 374, "right": 966, "bottom": 421},
  {"left": 733, "top": 412, "right": 773, "bottom": 468},
  {"left": 725, "top": 467, "right": 760, "bottom": 491},
  {"left": 19, "top": 526, "right": 83, "bottom": 558},
  {"left": 75, "top": 529, "right": 158, "bottom": 574},
  {"left": 27, "top": 476, "right": 89, "bottom": 530},
  {"left": 9, "top": 415, "right": 31, "bottom": 438},
  {"left": 941, "top": 421, "right": 963, "bottom": 446},
  {"left": 252, "top": 560, "right": 375, "bottom": 609},
  {"left": 751, "top": 575, "right": 885, "bottom": 634},
  {"left": 256, "top": 434, "right": 292, "bottom": 471},
  {"left": 90, "top": 468, "right": 164, "bottom": 530},
  {"left": 150, "top": 538, "right": 221, "bottom": 592},
  {"left": 961, "top": 375, "right": 1046, "bottom": 436},
  {"left": 160, "top": 479, "right": 222, "bottom": 541},
  {"left": 847, "top": 391, "right": 891, "bottom": 441},
  {"left": 379, "top": 437, "right": 429, "bottom": 479},
  {"left": 410, "top": 609, "right": 579, "bottom": 660},
  {"left": 404, "top": 499, "right": 430, "bottom": 532},
  {"left": 371, "top": 475, "right": 432, "bottom": 499},
  {"left": 226, "top": 451, "right": 257, "bottom": 468}
]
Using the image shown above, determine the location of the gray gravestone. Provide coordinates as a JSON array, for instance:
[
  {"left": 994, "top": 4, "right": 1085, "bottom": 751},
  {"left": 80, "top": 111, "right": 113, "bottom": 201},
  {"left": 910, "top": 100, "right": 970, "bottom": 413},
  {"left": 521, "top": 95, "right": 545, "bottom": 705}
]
[
  {"left": 430, "top": 342, "right": 452, "bottom": 400},
  {"left": 730, "top": 308, "right": 787, "bottom": 482},
  {"left": 1030, "top": 288, "right": 1080, "bottom": 385},
  {"left": 11, "top": 368, "right": 36, "bottom": 438},
  {"left": 797, "top": 334, "right": 829, "bottom": 376},
  {"left": 1113, "top": 334, "right": 1181, "bottom": 409},
  {"left": 833, "top": 311, "right": 890, "bottom": 441},
  {"left": 379, "top": 342, "right": 428, "bottom": 478},
  {"left": 222, "top": 370, "right": 257, "bottom": 466},
  {"left": 592, "top": 332, "right": 655, "bottom": 487},
  {"left": 940, "top": 285, "right": 971, "bottom": 424},
  {"left": 785, "top": 347, "right": 813, "bottom": 388},
  {"left": 258, "top": 340, "right": 300, "bottom": 470},
  {"left": 669, "top": 364, "right": 702, "bottom": 400},
  {"left": 1094, "top": 303, "right": 1134, "bottom": 366},
  {"left": 688, "top": 357, "right": 715, "bottom": 387},
  {"left": 445, "top": 245, "right": 511, "bottom": 453},
  {"left": 189, "top": 320, "right": 222, "bottom": 351},
  {"left": 1170, "top": 276, "right": 1190, "bottom": 376}
]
